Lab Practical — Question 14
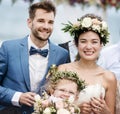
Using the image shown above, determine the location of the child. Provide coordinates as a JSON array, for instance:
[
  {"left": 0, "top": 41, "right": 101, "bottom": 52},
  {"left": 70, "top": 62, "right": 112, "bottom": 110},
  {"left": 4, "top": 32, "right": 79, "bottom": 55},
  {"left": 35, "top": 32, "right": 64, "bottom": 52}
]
[{"left": 33, "top": 65, "right": 86, "bottom": 114}]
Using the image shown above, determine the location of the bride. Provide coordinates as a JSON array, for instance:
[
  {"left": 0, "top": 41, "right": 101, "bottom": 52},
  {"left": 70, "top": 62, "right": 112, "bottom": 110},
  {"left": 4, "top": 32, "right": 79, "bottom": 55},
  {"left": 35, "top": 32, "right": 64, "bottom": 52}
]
[{"left": 58, "top": 13, "right": 117, "bottom": 114}]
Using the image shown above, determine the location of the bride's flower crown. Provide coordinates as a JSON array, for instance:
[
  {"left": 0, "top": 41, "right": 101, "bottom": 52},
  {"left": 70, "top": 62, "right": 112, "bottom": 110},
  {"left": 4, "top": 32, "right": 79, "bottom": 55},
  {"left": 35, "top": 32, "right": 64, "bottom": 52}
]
[
  {"left": 62, "top": 14, "right": 110, "bottom": 45},
  {"left": 46, "top": 64, "right": 86, "bottom": 91}
]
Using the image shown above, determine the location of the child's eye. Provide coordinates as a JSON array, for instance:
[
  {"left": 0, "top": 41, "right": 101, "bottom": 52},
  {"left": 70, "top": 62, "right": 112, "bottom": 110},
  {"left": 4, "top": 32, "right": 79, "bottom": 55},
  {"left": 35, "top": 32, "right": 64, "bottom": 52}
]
[
  {"left": 69, "top": 91, "right": 75, "bottom": 95},
  {"left": 58, "top": 89, "right": 65, "bottom": 92}
]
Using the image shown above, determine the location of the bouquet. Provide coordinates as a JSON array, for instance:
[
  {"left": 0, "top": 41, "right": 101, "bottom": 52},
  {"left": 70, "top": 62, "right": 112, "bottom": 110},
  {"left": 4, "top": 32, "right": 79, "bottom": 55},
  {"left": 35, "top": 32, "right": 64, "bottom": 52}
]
[{"left": 32, "top": 92, "right": 80, "bottom": 114}]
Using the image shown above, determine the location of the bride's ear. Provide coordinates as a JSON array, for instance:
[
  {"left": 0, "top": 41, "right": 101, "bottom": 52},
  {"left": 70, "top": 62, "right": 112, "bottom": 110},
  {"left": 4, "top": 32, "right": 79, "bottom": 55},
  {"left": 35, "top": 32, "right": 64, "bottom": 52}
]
[{"left": 100, "top": 43, "right": 103, "bottom": 49}]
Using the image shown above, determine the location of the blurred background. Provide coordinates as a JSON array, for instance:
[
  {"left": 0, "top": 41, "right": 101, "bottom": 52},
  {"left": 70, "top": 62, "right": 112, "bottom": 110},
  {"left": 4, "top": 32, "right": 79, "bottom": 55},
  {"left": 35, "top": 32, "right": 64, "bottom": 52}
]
[{"left": 0, "top": 0, "right": 120, "bottom": 45}]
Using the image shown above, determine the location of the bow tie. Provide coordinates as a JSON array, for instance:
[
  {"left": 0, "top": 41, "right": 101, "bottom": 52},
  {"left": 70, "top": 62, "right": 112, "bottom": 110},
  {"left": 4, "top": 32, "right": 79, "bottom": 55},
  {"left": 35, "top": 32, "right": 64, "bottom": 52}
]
[{"left": 29, "top": 46, "right": 48, "bottom": 57}]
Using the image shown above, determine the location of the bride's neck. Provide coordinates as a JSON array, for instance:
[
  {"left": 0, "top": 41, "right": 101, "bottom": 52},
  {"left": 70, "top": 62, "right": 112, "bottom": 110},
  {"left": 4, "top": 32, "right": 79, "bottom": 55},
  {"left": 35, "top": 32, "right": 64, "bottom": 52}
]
[{"left": 77, "top": 59, "right": 98, "bottom": 69}]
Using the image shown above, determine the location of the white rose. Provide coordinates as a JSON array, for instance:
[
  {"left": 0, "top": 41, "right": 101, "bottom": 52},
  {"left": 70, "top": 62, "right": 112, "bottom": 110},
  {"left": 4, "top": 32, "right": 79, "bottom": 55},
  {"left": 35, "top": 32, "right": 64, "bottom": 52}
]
[
  {"left": 102, "top": 21, "right": 108, "bottom": 30},
  {"left": 34, "top": 94, "right": 41, "bottom": 102},
  {"left": 81, "top": 17, "right": 92, "bottom": 28},
  {"left": 43, "top": 107, "right": 51, "bottom": 114},
  {"left": 57, "top": 108, "right": 70, "bottom": 114}
]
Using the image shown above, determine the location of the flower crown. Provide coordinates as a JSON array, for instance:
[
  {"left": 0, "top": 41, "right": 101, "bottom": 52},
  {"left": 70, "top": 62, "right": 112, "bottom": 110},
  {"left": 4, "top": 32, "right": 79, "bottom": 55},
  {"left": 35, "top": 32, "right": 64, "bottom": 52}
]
[
  {"left": 62, "top": 16, "right": 110, "bottom": 45},
  {"left": 46, "top": 64, "right": 86, "bottom": 91}
]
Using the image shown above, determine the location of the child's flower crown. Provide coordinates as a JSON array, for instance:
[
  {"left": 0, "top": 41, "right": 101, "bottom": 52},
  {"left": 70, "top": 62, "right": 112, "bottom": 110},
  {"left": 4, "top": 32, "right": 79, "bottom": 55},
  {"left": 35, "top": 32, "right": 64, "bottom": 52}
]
[
  {"left": 62, "top": 15, "right": 110, "bottom": 45},
  {"left": 46, "top": 64, "right": 86, "bottom": 91}
]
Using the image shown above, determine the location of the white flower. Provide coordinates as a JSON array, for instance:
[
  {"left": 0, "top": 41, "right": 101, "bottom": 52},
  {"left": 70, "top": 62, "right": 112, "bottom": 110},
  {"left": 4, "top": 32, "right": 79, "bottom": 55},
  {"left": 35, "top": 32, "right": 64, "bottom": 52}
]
[
  {"left": 68, "top": 95, "right": 75, "bottom": 103},
  {"left": 92, "top": 18, "right": 101, "bottom": 25},
  {"left": 81, "top": 17, "right": 92, "bottom": 28},
  {"left": 57, "top": 108, "right": 70, "bottom": 114},
  {"left": 92, "top": 25, "right": 101, "bottom": 32},
  {"left": 101, "top": 21, "right": 108, "bottom": 30},
  {"left": 51, "top": 64, "right": 56, "bottom": 67},
  {"left": 34, "top": 94, "right": 41, "bottom": 102},
  {"left": 49, "top": 95, "right": 63, "bottom": 103},
  {"left": 43, "top": 107, "right": 51, "bottom": 114},
  {"left": 73, "top": 21, "right": 80, "bottom": 28}
]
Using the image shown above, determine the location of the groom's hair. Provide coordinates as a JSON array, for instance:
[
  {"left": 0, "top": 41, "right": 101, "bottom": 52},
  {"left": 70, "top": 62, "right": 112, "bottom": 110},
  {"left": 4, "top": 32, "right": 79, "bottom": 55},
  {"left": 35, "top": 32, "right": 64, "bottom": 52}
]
[{"left": 28, "top": 0, "right": 56, "bottom": 19}]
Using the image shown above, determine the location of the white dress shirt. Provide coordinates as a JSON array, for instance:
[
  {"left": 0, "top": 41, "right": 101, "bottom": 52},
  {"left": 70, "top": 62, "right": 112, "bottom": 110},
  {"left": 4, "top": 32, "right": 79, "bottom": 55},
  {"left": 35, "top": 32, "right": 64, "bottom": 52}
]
[
  {"left": 97, "top": 42, "right": 120, "bottom": 80},
  {"left": 28, "top": 37, "right": 49, "bottom": 92},
  {"left": 69, "top": 40, "right": 78, "bottom": 62},
  {"left": 12, "top": 36, "right": 49, "bottom": 106}
]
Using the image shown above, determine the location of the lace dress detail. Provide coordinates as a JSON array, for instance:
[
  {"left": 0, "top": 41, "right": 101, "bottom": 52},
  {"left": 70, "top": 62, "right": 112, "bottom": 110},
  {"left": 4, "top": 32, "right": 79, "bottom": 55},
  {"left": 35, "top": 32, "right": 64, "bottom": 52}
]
[{"left": 77, "top": 84, "right": 105, "bottom": 104}]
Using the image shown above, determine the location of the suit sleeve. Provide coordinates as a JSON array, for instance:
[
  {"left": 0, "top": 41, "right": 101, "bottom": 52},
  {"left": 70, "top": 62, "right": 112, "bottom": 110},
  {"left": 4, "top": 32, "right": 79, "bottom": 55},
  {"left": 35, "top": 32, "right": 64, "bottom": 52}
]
[{"left": 0, "top": 43, "right": 16, "bottom": 105}]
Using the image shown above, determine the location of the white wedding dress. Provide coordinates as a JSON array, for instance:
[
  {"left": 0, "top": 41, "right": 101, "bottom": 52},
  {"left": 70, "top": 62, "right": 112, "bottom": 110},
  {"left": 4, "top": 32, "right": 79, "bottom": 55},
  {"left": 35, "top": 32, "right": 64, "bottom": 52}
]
[
  {"left": 78, "top": 83, "right": 120, "bottom": 114},
  {"left": 78, "top": 84, "right": 105, "bottom": 104}
]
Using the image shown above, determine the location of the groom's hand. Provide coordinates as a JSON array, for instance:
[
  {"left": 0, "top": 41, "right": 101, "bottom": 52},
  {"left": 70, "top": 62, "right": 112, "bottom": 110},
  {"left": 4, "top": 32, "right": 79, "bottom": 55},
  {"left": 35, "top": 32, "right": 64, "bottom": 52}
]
[{"left": 19, "top": 92, "right": 36, "bottom": 107}]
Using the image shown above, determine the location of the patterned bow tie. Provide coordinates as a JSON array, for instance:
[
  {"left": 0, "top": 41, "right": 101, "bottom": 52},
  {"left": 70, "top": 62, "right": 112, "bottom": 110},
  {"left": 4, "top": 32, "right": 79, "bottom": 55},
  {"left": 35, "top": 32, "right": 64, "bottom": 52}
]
[{"left": 29, "top": 46, "right": 48, "bottom": 57}]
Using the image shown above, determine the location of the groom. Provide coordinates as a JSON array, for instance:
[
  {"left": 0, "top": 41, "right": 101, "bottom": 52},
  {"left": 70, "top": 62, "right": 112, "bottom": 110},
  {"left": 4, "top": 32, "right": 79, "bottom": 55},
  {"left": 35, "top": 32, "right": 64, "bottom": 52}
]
[{"left": 0, "top": 1, "right": 69, "bottom": 114}]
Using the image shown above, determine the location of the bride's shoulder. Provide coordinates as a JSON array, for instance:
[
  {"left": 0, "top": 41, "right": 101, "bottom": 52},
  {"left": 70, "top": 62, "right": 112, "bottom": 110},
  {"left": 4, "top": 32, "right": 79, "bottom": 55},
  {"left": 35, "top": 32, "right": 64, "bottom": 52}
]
[
  {"left": 58, "top": 62, "right": 75, "bottom": 71},
  {"left": 102, "top": 69, "right": 117, "bottom": 83}
]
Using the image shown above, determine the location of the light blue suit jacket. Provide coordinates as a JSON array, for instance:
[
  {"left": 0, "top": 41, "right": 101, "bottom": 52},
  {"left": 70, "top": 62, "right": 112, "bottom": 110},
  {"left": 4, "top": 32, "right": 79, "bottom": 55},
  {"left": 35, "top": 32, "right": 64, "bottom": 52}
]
[{"left": 0, "top": 36, "right": 69, "bottom": 113}]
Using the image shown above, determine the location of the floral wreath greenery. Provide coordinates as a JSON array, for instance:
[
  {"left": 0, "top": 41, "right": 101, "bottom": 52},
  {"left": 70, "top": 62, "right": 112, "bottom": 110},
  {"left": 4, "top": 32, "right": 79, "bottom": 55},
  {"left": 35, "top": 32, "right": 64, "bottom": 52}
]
[
  {"left": 46, "top": 64, "right": 86, "bottom": 91},
  {"left": 62, "top": 14, "right": 110, "bottom": 46}
]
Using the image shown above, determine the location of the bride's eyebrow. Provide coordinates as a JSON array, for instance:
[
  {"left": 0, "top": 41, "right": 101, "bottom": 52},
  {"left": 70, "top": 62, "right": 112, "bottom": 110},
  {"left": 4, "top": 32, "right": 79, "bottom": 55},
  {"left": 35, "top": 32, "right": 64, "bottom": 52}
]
[
  {"left": 79, "top": 39, "right": 86, "bottom": 41},
  {"left": 92, "top": 39, "right": 99, "bottom": 41}
]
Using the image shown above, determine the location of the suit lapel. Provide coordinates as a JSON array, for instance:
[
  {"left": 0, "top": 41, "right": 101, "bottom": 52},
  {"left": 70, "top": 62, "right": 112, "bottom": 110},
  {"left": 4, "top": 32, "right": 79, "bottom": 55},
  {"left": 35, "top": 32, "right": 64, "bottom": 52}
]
[
  {"left": 46, "top": 41, "right": 56, "bottom": 73},
  {"left": 20, "top": 37, "right": 30, "bottom": 91}
]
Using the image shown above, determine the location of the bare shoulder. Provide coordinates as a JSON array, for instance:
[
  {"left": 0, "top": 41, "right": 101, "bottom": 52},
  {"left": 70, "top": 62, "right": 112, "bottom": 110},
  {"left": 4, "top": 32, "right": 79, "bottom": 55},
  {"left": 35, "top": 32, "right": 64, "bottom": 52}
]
[
  {"left": 58, "top": 62, "right": 75, "bottom": 71},
  {"left": 103, "top": 69, "right": 117, "bottom": 84}
]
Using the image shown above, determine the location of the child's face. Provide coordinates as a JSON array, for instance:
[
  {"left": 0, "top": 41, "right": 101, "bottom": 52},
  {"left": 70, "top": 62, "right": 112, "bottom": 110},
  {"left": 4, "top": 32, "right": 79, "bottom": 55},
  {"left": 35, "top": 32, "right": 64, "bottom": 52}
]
[{"left": 53, "top": 79, "right": 78, "bottom": 100}]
